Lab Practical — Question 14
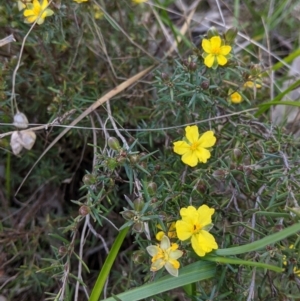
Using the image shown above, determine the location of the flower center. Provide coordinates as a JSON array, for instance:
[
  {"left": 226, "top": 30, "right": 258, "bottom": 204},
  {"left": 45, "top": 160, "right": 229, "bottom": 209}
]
[
  {"left": 192, "top": 223, "right": 202, "bottom": 234},
  {"left": 190, "top": 141, "right": 199, "bottom": 151},
  {"left": 211, "top": 46, "right": 221, "bottom": 55},
  {"left": 33, "top": 7, "right": 41, "bottom": 16},
  {"left": 163, "top": 251, "right": 170, "bottom": 262}
]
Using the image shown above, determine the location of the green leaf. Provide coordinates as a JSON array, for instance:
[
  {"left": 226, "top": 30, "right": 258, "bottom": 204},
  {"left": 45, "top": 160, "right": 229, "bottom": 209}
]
[
  {"left": 204, "top": 255, "right": 283, "bottom": 272},
  {"left": 89, "top": 227, "right": 130, "bottom": 301},
  {"left": 100, "top": 261, "right": 216, "bottom": 301},
  {"left": 255, "top": 78, "right": 300, "bottom": 117},
  {"left": 272, "top": 50, "right": 300, "bottom": 72},
  {"left": 215, "top": 222, "right": 300, "bottom": 256}
]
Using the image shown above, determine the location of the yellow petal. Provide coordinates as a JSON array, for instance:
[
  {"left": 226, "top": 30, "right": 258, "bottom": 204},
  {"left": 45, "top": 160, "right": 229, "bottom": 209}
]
[
  {"left": 167, "top": 222, "right": 177, "bottom": 238},
  {"left": 176, "top": 220, "right": 193, "bottom": 241},
  {"left": 25, "top": 15, "right": 38, "bottom": 23},
  {"left": 216, "top": 55, "right": 227, "bottom": 66},
  {"left": 185, "top": 125, "right": 199, "bottom": 144},
  {"left": 173, "top": 140, "right": 190, "bottom": 155},
  {"left": 198, "top": 131, "right": 216, "bottom": 148},
  {"left": 210, "top": 36, "right": 221, "bottom": 49},
  {"left": 191, "top": 231, "right": 218, "bottom": 256},
  {"left": 155, "top": 231, "right": 164, "bottom": 241},
  {"left": 180, "top": 206, "right": 197, "bottom": 220},
  {"left": 220, "top": 45, "right": 231, "bottom": 56},
  {"left": 165, "top": 262, "right": 179, "bottom": 276},
  {"left": 41, "top": 0, "right": 49, "bottom": 10},
  {"left": 230, "top": 92, "right": 242, "bottom": 104},
  {"left": 204, "top": 54, "right": 215, "bottom": 68},
  {"left": 202, "top": 38, "right": 211, "bottom": 53},
  {"left": 150, "top": 259, "right": 165, "bottom": 271},
  {"left": 169, "top": 250, "right": 183, "bottom": 260},
  {"left": 160, "top": 235, "right": 170, "bottom": 250},
  {"left": 146, "top": 245, "right": 160, "bottom": 257},
  {"left": 244, "top": 81, "right": 254, "bottom": 88},
  {"left": 24, "top": 9, "right": 35, "bottom": 17},
  {"left": 32, "top": 0, "right": 41, "bottom": 8},
  {"left": 197, "top": 205, "right": 215, "bottom": 227},
  {"left": 181, "top": 151, "right": 198, "bottom": 167},
  {"left": 194, "top": 147, "right": 211, "bottom": 163}
]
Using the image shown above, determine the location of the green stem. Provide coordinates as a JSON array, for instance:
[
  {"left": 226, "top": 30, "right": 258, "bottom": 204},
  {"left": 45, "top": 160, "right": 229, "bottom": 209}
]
[
  {"left": 89, "top": 227, "right": 130, "bottom": 301},
  {"left": 204, "top": 255, "right": 283, "bottom": 273}
]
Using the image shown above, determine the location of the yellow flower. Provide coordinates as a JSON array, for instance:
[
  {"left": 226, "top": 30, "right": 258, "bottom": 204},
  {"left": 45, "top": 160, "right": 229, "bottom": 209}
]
[
  {"left": 156, "top": 222, "right": 177, "bottom": 241},
  {"left": 23, "top": 0, "right": 54, "bottom": 25},
  {"left": 176, "top": 205, "right": 218, "bottom": 257},
  {"left": 202, "top": 36, "right": 231, "bottom": 69},
  {"left": 228, "top": 90, "right": 243, "bottom": 104},
  {"left": 73, "top": 0, "right": 88, "bottom": 3},
  {"left": 93, "top": 5, "right": 104, "bottom": 19},
  {"left": 173, "top": 125, "right": 216, "bottom": 167},
  {"left": 283, "top": 244, "right": 300, "bottom": 276},
  {"left": 146, "top": 235, "right": 183, "bottom": 277},
  {"left": 132, "top": 0, "right": 148, "bottom": 3},
  {"left": 244, "top": 77, "right": 262, "bottom": 89}
]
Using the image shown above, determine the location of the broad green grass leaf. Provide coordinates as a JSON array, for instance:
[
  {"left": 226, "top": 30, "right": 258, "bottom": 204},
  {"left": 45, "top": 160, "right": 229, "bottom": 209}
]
[
  {"left": 255, "top": 78, "right": 300, "bottom": 116},
  {"left": 215, "top": 222, "right": 300, "bottom": 256},
  {"left": 100, "top": 261, "right": 216, "bottom": 301}
]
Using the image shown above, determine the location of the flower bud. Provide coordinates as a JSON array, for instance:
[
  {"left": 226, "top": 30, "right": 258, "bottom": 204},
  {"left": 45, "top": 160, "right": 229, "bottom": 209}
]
[
  {"left": 201, "top": 80, "right": 210, "bottom": 90},
  {"left": 158, "top": 211, "right": 167, "bottom": 220},
  {"left": 129, "top": 154, "right": 139, "bottom": 164},
  {"left": 188, "top": 61, "right": 197, "bottom": 72},
  {"left": 151, "top": 197, "right": 158, "bottom": 203},
  {"left": 161, "top": 72, "right": 169, "bottom": 81},
  {"left": 108, "top": 137, "right": 121, "bottom": 151},
  {"left": 236, "top": 165, "right": 243, "bottom": 171},
  {"left": 244, "top": 167, "right": 252, "bottom": 176},
  {"left": 116, "top": 156, "right": 126, "bottom": 164},
  {"left": 82, "top": 174, "right": 96, "bottom": 185},
  {"left": 212, "top": 169, "right": 227, "bottom": 179},
  {"left": 207, "top": 27, "right": 219, "bottom": 39},
  {"left": 197, "top": 182, "right": 207, "bottom": 193},
  {"left": 133, "top": 198, "right": 144, "bottom": 212},
  {"left": 121, "top": 210, "right": 135, "bottom": 220},
  {"left": 79, "top": 205, "right": 90, "bottom": 216},
  {"left": 225, "top": 27, "right": 238, "bottom": 44},
  {"left": 155, "top": 165, "right": 161, "bottom": 171},
  {"left": 132, "top": 250, "right": 147, "bottom": 264},
  {"left": 119, "top": 149, "right": 127, "bottom": 157},
  {"left": 132, "top": 221, "right": 144, "bottom": 233},
  {"left": 13, "top": 112, "right": 29, "bottom": 129},
  {"left": 58, "top": 246, "right": 67, "bottom": 256},
  {"left": 233, "top": 148, "right": 242, "bottom": 161},
  {"left": 182, "top": 59, "right": 189, "bottom": 67},
  {"left": 147, "top": 182, "right": 157, "bottom": 195}
]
